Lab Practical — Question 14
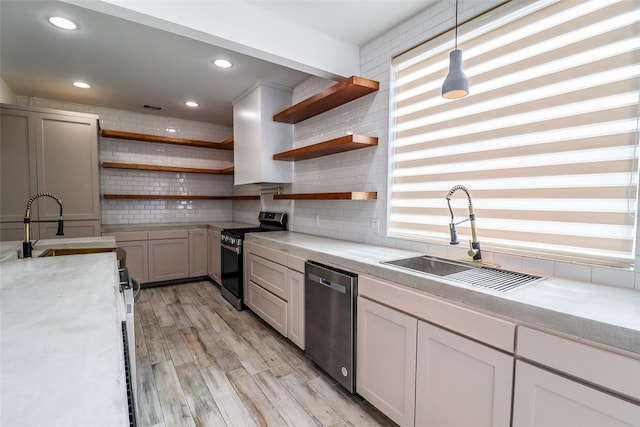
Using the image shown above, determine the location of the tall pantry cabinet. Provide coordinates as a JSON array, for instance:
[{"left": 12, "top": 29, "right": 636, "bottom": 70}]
[{"left": 0, "top": 104, "right": 100, "bottom": 241}]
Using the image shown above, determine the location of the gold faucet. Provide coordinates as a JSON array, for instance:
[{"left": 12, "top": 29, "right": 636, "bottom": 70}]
[
  {"left": 23, "top": 193, "right": 64, "bottom": 258},
  {"left": 446, "top": 185, "right": 481, "bottom": 261}
]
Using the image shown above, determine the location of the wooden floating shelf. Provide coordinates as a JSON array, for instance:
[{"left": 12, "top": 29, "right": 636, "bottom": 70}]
[
  {"left": 102, "top": 194, "right": 258, "bottom": 200},
  {"left": 273, "top": 76, "right": 379, "bottom": 124},
  {"left": 101, "top": 162, "right": 234, "bottom": 175},
  {"left": 220, "top": 136, "right": 234, "bottom": 150},
  {"left": 273, "top": 134, "right": 378, "bottom": 161},
  {"left": 101, "top": 129, "right": 233, "bottom": 150},
  {"left": 273, "top": 192, "right": 377, "bottom": 200}
]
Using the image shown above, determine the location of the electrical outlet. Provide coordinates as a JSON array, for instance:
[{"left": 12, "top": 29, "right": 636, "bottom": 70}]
[{"left": 371, "top": 218, "right": 380, "bottom": 234}]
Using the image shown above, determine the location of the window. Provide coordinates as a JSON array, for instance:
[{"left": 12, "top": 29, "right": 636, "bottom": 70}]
[{"left": 389, "top": 0, "right": 639, "bottom": 267}]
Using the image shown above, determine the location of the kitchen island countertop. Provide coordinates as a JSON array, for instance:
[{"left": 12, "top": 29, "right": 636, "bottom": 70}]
[
  {"left": 246, "top": 231, "right": 640, "bottom": 355},
  {"left": 0, "top": 241, "right": 129, "bottom": 426}
]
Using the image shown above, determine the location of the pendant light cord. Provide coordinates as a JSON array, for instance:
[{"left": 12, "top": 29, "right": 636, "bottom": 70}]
[{"left": 455, "top": 0, "right": 459, "bottom": 50}]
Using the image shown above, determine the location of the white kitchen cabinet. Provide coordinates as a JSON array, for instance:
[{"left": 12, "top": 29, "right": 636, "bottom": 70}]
[
  {"left": 147, "top": 230, "right": 189, "bottom": 282},
  {"left": 245, "top": 241, "right": 306, "bottom": 349},
  {"left": 415, "top": 320, "right": 513, "bottom": 427},
  {"left": 0, "top": 107, "right": 37, "bottom": 223},
  {"left": 356, "top": 297, "right": 417, "bottom": 427},
  {"left": 357, "top": 274, "right": 517, "bottom": 427},
  {"left": 286, "top": 254, "right": 305, "bottom": 349},
  {"left": 188, "top": 228, "right": 208, "bottom": 277},
  {"left": 232, "top": 84, "right": 293, "bottom": 185},
  {"left": 118, "top": 241, "right": 149, "bottom": 284},
  {"left": 513, "top": 361, "right": 640, "bottom": 427},
  {"left": 1, "top": 104, "right": 100, "bottom": 240},
  {"left": 102, "top": 231, "right": 148, "bottom": 283},
  {"left": 207, "top": 229, "right": 221, "bottom": 284},
  {"left": 105, "top": 228, "right": 208, "bottom": 284},
  {"left": 513, "top": 326, "right": 640, "bottom": 427}
]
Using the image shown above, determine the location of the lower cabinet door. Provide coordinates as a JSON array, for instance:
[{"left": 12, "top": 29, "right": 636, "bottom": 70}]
[
  {"left": 356, "top": 297, "right": 417, "bottom": 427},
  {"left": 188, "top": 229, "right": 208, "bottom": 277},
  {"left": 287, "top": 269, "right": 305, "bottom": 349},
  {"left": 247, "top": 280, "right": 287, "bottom": 336},
  {"left": 513, "top": 361, "right": 640, "bottom": 427},
  {"left": 207, "top": 229, "right": 221, "bottom": 284},
  {"left": 415, "top": 320, "right": 513, "bottom": 427},
  {"left": 118, "top": 240, "right": 148, "bottom": 283},
  {"left": 148, "top": 238, "right": 189, "bottom": 282}
]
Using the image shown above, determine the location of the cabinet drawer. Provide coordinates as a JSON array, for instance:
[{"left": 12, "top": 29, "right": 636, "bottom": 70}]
[
  {"left": 248, "top": 253, "right": 289, "bottom": 300},
  {"left": 103, "top": 231, "right": 148, "bottom": 242},
  {"left": 517, "top": 326, "right": 640, "bottom": 401},
  {"left": 249, "top": 242, "right": 288, "bottom": 266},
  {"left": 287, "top": 254, "right": 306, "bottom": 273},
  {"left": 148, "top": 229, "right": 189, "bottom": 240},
  {"left": 247, "top": 280, "right": 287, "bottom": 336}
]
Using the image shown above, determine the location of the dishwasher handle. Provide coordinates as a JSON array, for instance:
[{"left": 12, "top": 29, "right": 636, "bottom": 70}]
[{"left": 308, "top": 272, "right": 347, "bottom": 294}]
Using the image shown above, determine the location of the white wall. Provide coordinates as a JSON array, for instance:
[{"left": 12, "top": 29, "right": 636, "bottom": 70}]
[
  {"left": 0, "top": 78, "right": 16, "bottom": 104},
  {"left": 267, "top": 0, "right": 640, "bottom": 291},
  {"left": 16, "top": 96, "right": 234, "bottom": 225}
]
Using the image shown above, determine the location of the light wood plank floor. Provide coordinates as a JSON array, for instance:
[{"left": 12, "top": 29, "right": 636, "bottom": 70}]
[{"left": 134, "top": 280, "right": 397, "bottom": 427}]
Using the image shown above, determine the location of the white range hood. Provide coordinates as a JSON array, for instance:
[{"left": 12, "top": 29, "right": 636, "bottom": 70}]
[{"left": 232, "top": 83, "right": 293, "bottom": 185}]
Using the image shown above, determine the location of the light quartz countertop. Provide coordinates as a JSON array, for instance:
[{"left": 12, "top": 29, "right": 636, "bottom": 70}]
[
  {"left": 246, "top": 231, "right": 640, "bottom": 355},
  {"left": 0, "top": 237, "right": 129, "bottom": 426}
]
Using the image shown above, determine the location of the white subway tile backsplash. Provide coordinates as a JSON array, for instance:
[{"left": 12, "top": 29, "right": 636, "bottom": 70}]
[
  {"left": 554, "top": 262, "right": 592, "bottom": 283},
  {"left": 592, "top": 266, "right": 635, "bottom": 290}
]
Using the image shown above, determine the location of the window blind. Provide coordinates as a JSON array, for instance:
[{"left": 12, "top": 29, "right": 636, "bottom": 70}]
[{"left": 389, "top": 0, "right": 640, "bottom": 267}]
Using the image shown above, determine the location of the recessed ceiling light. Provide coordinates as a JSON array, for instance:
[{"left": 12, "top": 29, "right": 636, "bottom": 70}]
[
  {"left": 73, "top": 81, "right": 91, "bottom": 89},
  {"left": 48, "top": 16, "right": 77, "bottom": 30},
  {"left": 213, "top": 59, "right": 233, "bottom": 69},
  {"left": 184, "top": 101, "right": 199, "bottom": 108}
]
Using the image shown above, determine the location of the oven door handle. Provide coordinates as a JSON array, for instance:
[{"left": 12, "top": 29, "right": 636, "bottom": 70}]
[{"left": 221, "top": 242, "right": 241, "bottom": 255}]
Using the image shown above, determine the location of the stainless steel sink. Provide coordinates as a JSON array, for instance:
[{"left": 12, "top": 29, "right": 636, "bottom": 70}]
[
  {"left": 382, "top": 255, "right": 475, "bottom": 277},
  {"left": 382, "top": 255, "right": 544, "bottom": 292}
]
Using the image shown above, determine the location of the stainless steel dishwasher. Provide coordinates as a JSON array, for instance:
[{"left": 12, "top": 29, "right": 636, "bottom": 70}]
[{"left": 305, "top": 261, "right": 358, "bottom": 393}]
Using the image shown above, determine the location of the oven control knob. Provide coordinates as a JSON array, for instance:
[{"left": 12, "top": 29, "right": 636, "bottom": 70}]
[{"left": 230, "top": 238, "right": 236, "bottom": 245}]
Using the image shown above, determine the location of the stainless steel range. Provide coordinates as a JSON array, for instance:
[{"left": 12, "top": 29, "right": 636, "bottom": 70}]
[{"left": 220, "top": 211, "right": 287, "bottom": 310}]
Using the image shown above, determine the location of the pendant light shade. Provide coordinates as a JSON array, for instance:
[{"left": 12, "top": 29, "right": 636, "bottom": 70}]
[
  {"left": 442, "top": 0, "right": 469, "bottom": 99},
  {"left": 442, "top": 49, "right": 469, "bottom": 99}
]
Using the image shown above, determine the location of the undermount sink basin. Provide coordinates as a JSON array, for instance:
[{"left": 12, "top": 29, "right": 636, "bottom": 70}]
[
  {"left": 382, "top": 255, "right": 474, "bottom": 277},
  {"left": 382, "top": 255, "right": 544, "bottom": 293},
  {"left": 38, "top": 247, "right": 117, "bottom": 257},
  {"left": 36, "top": 246, "right": 126, "bottom": 268}
]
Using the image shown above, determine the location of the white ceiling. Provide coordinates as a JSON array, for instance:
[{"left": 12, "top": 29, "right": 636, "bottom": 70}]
[{"left": 0, "top": 0, "right": 437, "bottom": 126}]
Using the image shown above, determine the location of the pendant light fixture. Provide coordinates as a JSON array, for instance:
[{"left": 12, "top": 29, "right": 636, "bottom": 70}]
[{"left": 442, "top": 0, "right": 469, "bottom": 99}]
